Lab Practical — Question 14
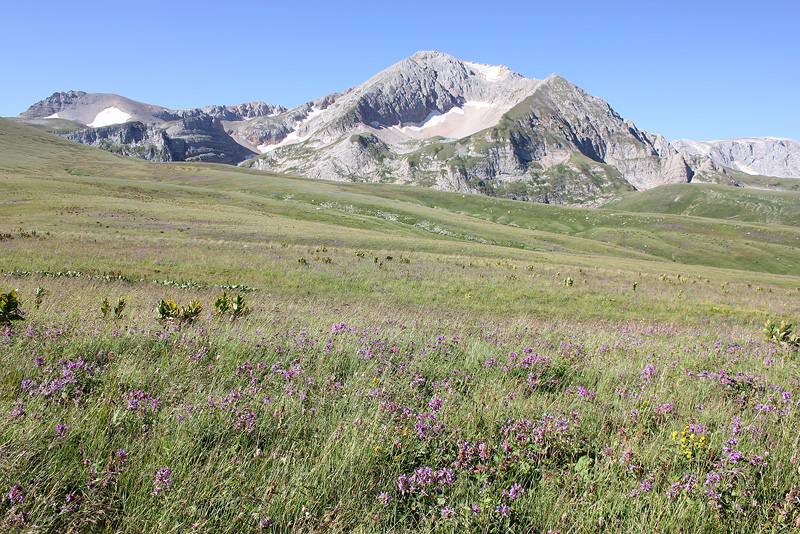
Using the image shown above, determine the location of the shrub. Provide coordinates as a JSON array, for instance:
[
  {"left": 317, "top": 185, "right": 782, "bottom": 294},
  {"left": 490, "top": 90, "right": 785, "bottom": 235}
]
[
  {"left": 157, "top": 299, "right": 179, "bottom": 321},
  {"left": 0, "top": 289, "right": 24, "bottom": 325},
  {"left": 763, "top": 319, "right": 800, "bottom": 347},
  {"left": 180, "top": 301, "right": 203, "bottom": 323},
  {"left": 158, "top": 299, "right": 203, "bottom": 324},
  {"left": 214, "top": 293, "right": 248, "bottom": 320},
  {"left": 114, "top": 297, "right": 126, "bottom": 319}
]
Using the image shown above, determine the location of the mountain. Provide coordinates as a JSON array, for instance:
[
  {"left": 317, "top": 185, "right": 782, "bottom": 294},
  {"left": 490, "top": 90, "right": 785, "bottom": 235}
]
[
  {"left": 17, "top": 91, "right": 286, "bottom": 165},
  {"left": 21, "top": 51, "right": 793, "bottom": 205},
  {"left": 238, "top": 51, "right": 697, "bottom": 205},
  {"left": 671, "top": 137, "right": 800, "bottom": 180}
]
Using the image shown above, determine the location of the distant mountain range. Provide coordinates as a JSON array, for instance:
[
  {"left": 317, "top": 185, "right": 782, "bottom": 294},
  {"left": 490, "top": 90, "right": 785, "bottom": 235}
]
[
  {"left": 14, "top": 51, "right": 799, "bottom": 205},
  {"left": 671, "top": 137, "right": 800, "bottom": 180}
]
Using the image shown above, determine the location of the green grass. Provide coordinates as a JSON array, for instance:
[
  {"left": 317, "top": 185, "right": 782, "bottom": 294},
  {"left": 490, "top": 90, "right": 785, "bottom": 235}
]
[
  {"left": 725, "top": 168, "right": 800, "bottom": 191},
  {"left": 12, "top": 117, "right": 86, "bottom": 133},
  {"left": 2, "top": 118, "right": 800, "bottom": 533},
  {"left": 607, "top": 183, "right": 800, "bottom": 226}
]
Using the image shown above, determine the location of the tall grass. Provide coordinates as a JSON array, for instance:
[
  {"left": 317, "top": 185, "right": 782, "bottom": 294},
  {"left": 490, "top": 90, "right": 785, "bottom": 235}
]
[{"left": 1, "top": 273, "right": 798, "bottom": 533}]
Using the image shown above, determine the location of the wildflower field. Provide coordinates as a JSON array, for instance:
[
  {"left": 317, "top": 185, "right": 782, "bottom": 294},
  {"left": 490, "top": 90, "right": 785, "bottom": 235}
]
[{"left": 2, "top": 118, "right": 800, "bottom": 532}]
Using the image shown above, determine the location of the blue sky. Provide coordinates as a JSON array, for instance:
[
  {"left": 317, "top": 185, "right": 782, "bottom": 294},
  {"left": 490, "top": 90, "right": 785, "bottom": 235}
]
[{"left": 2, "top": 0, "right": 798, "bottom": 141}]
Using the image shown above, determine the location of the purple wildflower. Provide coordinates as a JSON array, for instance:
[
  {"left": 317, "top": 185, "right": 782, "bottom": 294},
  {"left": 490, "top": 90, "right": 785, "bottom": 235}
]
[
  {"left": 8, "top": 485, "right": 23, "bottom": 504},
  {"left": 152, "top": 467, "right": 172, "bottom": 495},
  {"left": 441, "top": 506, "right": 456, "bottom": 520},
  {"left": 504, "top": 483, "right": 525, "bottom": 499}
]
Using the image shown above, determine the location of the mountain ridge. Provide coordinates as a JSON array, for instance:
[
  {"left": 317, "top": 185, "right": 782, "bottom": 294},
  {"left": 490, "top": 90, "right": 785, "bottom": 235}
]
[
  {"left": 14, "top": 51, "right": 799, "bottom": 204},
  {"left": 671, "top": 137, "right": 800, "bottom": 179}
]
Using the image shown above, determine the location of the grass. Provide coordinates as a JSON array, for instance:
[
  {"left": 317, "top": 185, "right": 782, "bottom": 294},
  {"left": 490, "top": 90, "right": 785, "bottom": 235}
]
[
  {"left": 2, "top": 119, "right": 800, "bottom": 532},
  {"left": 607, "top": 183, "right": 800, "bottom": 227}
]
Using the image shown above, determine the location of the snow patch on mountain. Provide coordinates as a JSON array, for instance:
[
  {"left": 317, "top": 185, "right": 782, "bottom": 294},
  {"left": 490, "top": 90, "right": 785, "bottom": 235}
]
[
  {"left": 257, "top": 129, "right": 309, "bottom": 153},
  {"left": 256, "top": 107, "right": 326, "bottom": 153},
  {"left": 88, "top": 107, "right": 132, "bottom": 128},
  {"left": 463, "top": 62, "right": 506, "bottom": 82},
  {"left": 364, "top": 101, "right": 508, "bottom": 148},
  {"left": 391, "top": 101, "right": 493, "bottom": 132},
  {"left": 302, "top": 107, "right": 325, "bottom": 124}
]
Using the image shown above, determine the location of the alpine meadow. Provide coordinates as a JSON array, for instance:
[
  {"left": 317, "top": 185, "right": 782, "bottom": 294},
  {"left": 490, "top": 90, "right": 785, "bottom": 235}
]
[{"left": 2, "top": 49, "right": 800, "bottom": 534}]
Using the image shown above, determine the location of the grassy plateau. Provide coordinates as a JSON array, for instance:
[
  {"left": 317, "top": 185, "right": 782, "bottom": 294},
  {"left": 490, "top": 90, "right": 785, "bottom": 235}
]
[{"left": 1, "top": 118, "right": 800, "bottom": 533}]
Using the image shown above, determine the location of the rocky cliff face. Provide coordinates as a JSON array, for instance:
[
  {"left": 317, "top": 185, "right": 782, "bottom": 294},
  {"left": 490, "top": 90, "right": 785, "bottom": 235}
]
[
  {"left": 57, "top": 117, "right": 256, "bottom": 165},
  {"left": 672, "top": 138, "right": 800, "bottom": 179},
  {"left": 163, "top": 116, "right": 256, "bottom": 164},
  {"left": 57, "top": 122, "right": 173, "bottom": 161},
  {"left": 184, "top": 102, "right": 287, "bottom": 121}
]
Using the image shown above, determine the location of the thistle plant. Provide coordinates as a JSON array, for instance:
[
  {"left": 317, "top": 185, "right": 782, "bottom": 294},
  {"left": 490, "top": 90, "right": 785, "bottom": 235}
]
[
  {"left": 230, "top": 294, "right": 248, "bottom": 319},
  {"left": 102, "top": 297, "right": 126, "bottom": 320},
  {"left": 180, "top": 300, "right": 203, "bottom": 323}
]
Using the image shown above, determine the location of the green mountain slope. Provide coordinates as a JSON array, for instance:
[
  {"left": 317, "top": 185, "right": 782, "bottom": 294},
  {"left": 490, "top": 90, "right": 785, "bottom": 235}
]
[
  {"left": 606, "top": 183, "right": 800, "bottom": 226},
  {"left": 2, "top": 118, "right": 800, "bottom": 279}
]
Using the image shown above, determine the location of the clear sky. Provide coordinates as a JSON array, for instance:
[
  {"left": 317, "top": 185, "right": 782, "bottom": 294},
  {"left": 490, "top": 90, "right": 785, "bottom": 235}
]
[{"left": 2, "top": 0, "right": 797, "bottom": 141}]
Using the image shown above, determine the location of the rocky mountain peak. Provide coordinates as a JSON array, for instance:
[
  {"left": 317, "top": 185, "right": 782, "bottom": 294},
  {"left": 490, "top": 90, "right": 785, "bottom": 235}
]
[
  {"left": 20, "top": 91, "right": 89, "bottom": 118},
  {"left": 237, "top": 51, "right": 699, "bottom": 201}
]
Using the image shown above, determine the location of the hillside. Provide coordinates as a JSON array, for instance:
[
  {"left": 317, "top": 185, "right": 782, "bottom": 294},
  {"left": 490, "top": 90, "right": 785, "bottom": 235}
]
[
  {"left": 3, "top": 114, "right": 800, "bottom": 534},
  {"left": 606, "top": 183, "right": 800, "bottom": 226},
  {"left": 2, "top": 118, "right": 800, "bottom": 279}
]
